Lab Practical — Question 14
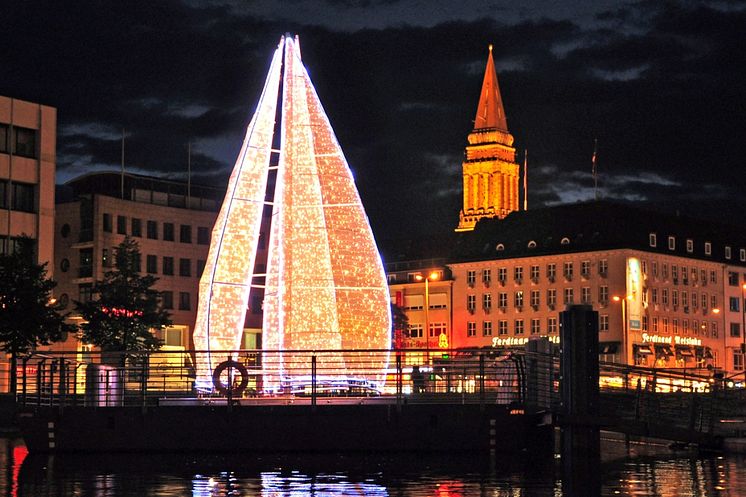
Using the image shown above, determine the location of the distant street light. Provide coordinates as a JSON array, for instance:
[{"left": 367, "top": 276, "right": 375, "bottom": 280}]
[
  {"left": 415, "top": 271, "right": 439, "bottom": 365},
  {"left": 613, "top": 295, "right": 633, "bottom": 366}
]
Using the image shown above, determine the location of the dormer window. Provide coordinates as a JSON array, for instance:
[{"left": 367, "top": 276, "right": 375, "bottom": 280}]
[
  {"left": 649, "top": 233, "right": 657, "bottom": 247},
  {"left": 686, "top": 239, "right": 693, "bottom": 253},
  {"left": 560, "top": 237, "right": 570, "bottom": 245},
  {"left": 704, "top": 242, "right": 711, "bottom": 255},
  {"left": 668, "top": 236, "right": 675, "bottom": 250},
  {"left": 527, "top": 240, "right": 537, "bottom": 249},
  {"left": 725, "top": 246, "right": 732, "bottom": 259},
  {"left": 496, "top": 243, "right": 505, "bottom": 251}
]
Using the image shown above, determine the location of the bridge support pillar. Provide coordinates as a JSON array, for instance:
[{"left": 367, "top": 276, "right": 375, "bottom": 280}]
[{"left": 559, "top": 304, "right": 600, "bottom": 495}]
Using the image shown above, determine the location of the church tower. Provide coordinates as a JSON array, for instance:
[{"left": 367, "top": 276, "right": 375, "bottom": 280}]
[{"left": 456, "top": 45, "right": 519, "bottom": 232}]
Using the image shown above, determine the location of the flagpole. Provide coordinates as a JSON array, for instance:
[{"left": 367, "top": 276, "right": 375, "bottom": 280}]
[
  {"left": 523, "top": 149, "right": 528, "bottom": 211},
  {"left": 592, "top": 138, "right": 598, "bottom": 201}
]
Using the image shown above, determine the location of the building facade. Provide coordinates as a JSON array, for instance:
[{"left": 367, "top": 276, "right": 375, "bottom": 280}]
[
  {"left": 456, "top": 45, "right": 520, "bottom": 232},
  {"left": 0, "top": 95, "right": 56, "bottom": 265},
  {"left": 54, "top": 172, "right": 223, "bottom": 351}
]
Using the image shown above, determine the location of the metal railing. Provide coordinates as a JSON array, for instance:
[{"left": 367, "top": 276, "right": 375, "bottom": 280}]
[{"left": 16, "top": 349, "right": 550, "bottom": 410}]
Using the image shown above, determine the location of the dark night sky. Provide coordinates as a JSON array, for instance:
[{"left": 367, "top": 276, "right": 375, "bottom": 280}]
[{"left": 1, "top": 0, "right": 745, "bottom": 243}]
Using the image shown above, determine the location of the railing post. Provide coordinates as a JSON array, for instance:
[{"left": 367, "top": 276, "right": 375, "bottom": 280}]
[
  {"left": 311, "top": 355, "right": 317, "bottom": 409},
  {"left": 58, "top": 358, "right": 66, "bottom": 410},
  {"left": 140, "top": 355, "right": 147, "bottom": 408},
  {"left": 395, "top": 352, "right": 402, "bottom": 410},
  {"left": 479, "top": 353, "right": 485, "bottom": 407},
  {"left": 21, "top": 357, "right": 29, "bottom": 407},
  {"left": 36, "top": 359, "right": 45, "bottom": 406}
]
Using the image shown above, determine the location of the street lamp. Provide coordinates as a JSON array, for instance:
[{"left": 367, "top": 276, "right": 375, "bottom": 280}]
[
  {"left": 613, "top": 295, "right": 633, "bottom": 366},
  {"left": 415, "top": 271, "right": 439, "bottom": 365}
]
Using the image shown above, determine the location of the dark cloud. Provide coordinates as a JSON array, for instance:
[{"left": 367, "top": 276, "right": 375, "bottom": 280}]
[{"left": 0, "top": 0, "right": 745, "bottom": 242}]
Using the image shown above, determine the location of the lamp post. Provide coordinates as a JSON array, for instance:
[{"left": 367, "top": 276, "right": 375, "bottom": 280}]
[
  {"left": 613, "top": 295, "right": 632, "bottom": 366},
  {"left": 416, "top": 271, "right": 439, "bottom": 365}
]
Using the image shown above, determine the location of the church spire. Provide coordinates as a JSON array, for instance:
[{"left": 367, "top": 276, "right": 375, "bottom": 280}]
[
  {"left": 456, "top": 44, "right": 519, "bottom": 232},
  {"left": 473, "top": 44, "right": 508, "bottom": 132}
]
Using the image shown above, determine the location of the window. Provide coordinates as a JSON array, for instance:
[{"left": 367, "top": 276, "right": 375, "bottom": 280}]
[
  {"left": 530, "top": 290, "right": 540, "bottom": 308},
  {"left": 161, "top": 291, "right": 174, "bottom": 309},
  {"left": 663, "top": 318, "right": 669, "bottom": 333},
  {"left": 652, "top": 262, "right": 658, "bottom": 277},
  {"left": 0, "top": 124, "right": 7, "bottom": 153},
  {"left": 197, "top": 259, "right": 206, "bottom": 276},
  {"left": 11, "top": 183, "right": 34, "bottom": 212},
  {"left": 498, "top": 292, "right": 508, "bottom": 308},
  {"left": 179, "top": 258, "right": 191, "bottom": 277},
  {"left": 79, "top": 248, "right": 93, "bottom": 278},
  {"left": 466, "top": 270, "right": 477, "bottom": 286},
  {"left": 482, "top": 321, "right": 493, "bottom": 336},
  {"left": 563, "top": 262, "right": 573, "bottom": 280},
  {"left": 0, "top": 181, "right": 5, "bottom": 209},
  {"left": 514, "top": 291, "right": 524, "bottom": 308},
  {"left": 600, "top": 315, "right": 609, "bottom": 332},
  {"left": 60, "top": 258, "right": 70, "bottom": 272},
  {"left": 179, "top": 292, "right": 191, "bottom": 310},
  {"left": 482, "top": 269, "right": 492, "bottom": 285},
  {"left": 496, "top": 243, "right": 505, "bottom": 251},
  {"left": 581, "top": 260, "right": 590, "bottom": 278},
  {"left": 662, "top": 263, "right": 668, "bottom": 279},
  {"left": 652, "top": 288, "right": 658, "bottom": 304},
  {"left": 117, "top": 215, "right": 127, "bottom": 235},
  {"left": 482, "top": 293, "right": 492, "bottom": 311},
  {"left": 163, "top": 222, "right": 175, "bottom": 241},
  {"left": 147, "top": 220, "right": 158, "bottom": 239},
  {"left": 498, "top": 267, "right": 507, "bottom": 283},
  {"left": 430, "top": 322, "right": 446, "bottom": 338},
  {"left": 653, "top": 317, "right": 658, "bottom": 332},
  {"left": 668, "top": 236, "right": 675, "bottom": 250},
  {"left": 710, "top": 270, "right": 717, "bottom": 284},
  {"left": 530, "top": 265, "right": 540, "bottom": 282},
  {"left": 547, "top": 317, "right": 557, "bottom": 334},
  {"left": 13, "top": 126, "right": 36, "bottom": 158},
  {"left": 131, "top": 218, "right": 142, "bottom": 237},
  {"left": 712, "top": 295, "right": 717, "bottom": 310},
  {"left": 581, "top": 287, "right": 591, "bottom": 304},
  {"left": 103, "top": 213, "right": 113, "bottom": 233},
  {"left": 197, "top": 227, "right": 210, "bottom": 245},
  {"left": 726, "top": 246, "right": 732, "bottom": 259},
  {"left": 78, "top": 283, "right": 93, "bottom": 303},
  {"left": 672, "top": 290, "right": 679, "bottom": 307},
  {"left": 146, "top": 254, "right": 157, "bottom": 274},
  {"left": 564, "top": 288, "right": 574, "bottom": 305},
  {"left": 704, "top": 242, "right": 711, "bottom": 255},
  {"left": 498, "top": 320, "right": 508, "bottom": 335},
  {"left": 673, "top": 318, "right": 679, "bottom": 334},
  {"left": 180, "top": 224, "right": 192, "bottom": 243},
  {"left": 599, "top": 259, "right": 608, "bottom": 276},
  {"left": 643, "top": 315, "right": 649, "bottom": 331},
  {"left": 547, "top": 263, "right": 556, "bottom": 281},
  {"left": 672, "top": 265, "right": 678, "bottom": 282},
  {"left": 409, "top": 324, "right": 423, "bottom": 339},
  {"left": 712, "top": 322, "right": 718, "bottom": 338},
  {"left": 514, "top": 266, "right": 523, "bottom": 283},
  {"left": 547, "top": 289, "right": 557, "bottom": 307},
  {"left": 729, "top": 272, "right": 739, "bottom": 286},
  {"left": 515, "top": 319, "right": 524, "bottom": 335},
  {"left": 662, "top": 288, "right": 669, "bottom": 305},
  {"left": 162, "top": 256, "right": 174, "bottom": 275},
  {"left": 599, "top": 286, "right": 608, "bottom": 304},
  {"left": 686, "top": 239, "right": 693, "bottom": 253},
  {"left": 531, "top": 318, "right": 541, "bottom": 335},
  {"left": 734, "top": 351, "right": 744, "bottom": 372},
  {"left": 467, "top": 321, "right": 476, "bottom": 337},
  {"left": 741, "top": 249, "right": 746, "bottom": 262},
  {"left": 649, "top": 233, "right": 657, "bottom": 247},
  {"left": 467, "top": 295, "right": 476, "bottom": 312},
  {"left": 731, "top": 322, "right": 741, "bottom": 338}
]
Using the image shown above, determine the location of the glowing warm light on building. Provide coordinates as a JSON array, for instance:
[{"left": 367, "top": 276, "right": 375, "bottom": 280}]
[{"left": 193, "top": 35, "right": 391, "bottom": 390}]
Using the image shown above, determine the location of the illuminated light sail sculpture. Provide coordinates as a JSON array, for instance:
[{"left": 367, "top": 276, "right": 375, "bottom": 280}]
[{"left": 193, "top": 35, "right": 391, "bottom": 391}]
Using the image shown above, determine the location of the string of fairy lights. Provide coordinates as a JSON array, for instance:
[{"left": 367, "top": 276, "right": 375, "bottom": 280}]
[{"left": 193, "top": 35, "right": 391, "bottom": 391}]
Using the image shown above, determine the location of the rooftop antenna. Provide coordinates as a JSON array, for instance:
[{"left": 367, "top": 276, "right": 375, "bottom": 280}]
[
  {"left": 523, "top": 149, "right": 528, "bottom": 211},
  {"left": 121, "top": 128, "right": 125, "bottom": 199}
]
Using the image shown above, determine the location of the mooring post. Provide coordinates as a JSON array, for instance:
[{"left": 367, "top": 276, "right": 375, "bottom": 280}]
[{"left": 559, "top": 304, "right": 600, "bottom": 496}]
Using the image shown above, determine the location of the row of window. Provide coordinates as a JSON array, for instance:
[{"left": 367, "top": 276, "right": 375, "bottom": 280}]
[
  {"left": 651, "top": 317, "right": 718, "bottom": 338},
  {"left": 466, "top": 261, "right": 609, "bottom": 286},
  {"left": 0, "top": 124, "right": 37, "bottom": 158},
  {"left": 0, "top": 181, "right": 35, "bottom": 212},
  {"left": 648, "top": 288, "right": 717, "bottom": 312},
  {"left": 102, "top": 213, "right": 211, "bottom": 245},
  {"left": 78, "top": 283, "right": 193, "bottom": 311},
  {"left": 71, "top": 248, "right": 205, "bottom": 279},
  {"left": 467, "top": 287, "right": 610, "bottom": 312},
  {"left": 406, "top": 322, "right": 447, "bottom": 339},
  {"left": 650, "top": 233, "right": 746, "bottom": 262},
  {"left": 466, "top": 317, "right": 563, "bottom": 337},
  {"left": 643, "top": 260, "right": 716, "bottom": 286}
]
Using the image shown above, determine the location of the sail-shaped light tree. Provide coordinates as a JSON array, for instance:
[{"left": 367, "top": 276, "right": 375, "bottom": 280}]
[{"left": 193, "top": 36, "right": 391, "bottom": 392}]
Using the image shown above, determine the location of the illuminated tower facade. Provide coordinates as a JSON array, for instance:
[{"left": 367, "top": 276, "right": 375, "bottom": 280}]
[
  {"left": 192, "top": 36, "right": 391, "bottom": 389},
  {"left": 456, "top": 45, "right": 519, "bottom": 232}
]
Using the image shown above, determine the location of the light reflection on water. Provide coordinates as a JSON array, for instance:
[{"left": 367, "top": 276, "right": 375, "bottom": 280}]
[{"left": 2, "top": 437, "right": 746, "bottom": 496}]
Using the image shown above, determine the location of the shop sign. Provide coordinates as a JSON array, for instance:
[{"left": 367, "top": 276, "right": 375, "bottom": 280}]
[
  {"left": 491, "top": 335, "right": 560, "bottom": 348},
  {"left": 641, "top": 333, "right": 702, "bottom": 347}
]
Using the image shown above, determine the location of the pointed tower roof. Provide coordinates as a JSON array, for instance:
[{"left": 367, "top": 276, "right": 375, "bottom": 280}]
[{"left": 473, "top": 44, "right": 508, "bottom": 132}]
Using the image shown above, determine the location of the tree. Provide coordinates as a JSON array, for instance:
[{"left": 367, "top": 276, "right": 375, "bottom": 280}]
[
  {"left": 391, "top": 302, "right": 410, "bottom": 349},
  {"left": 76, "top": 237, "right": 171, "bottom": 366},
  {"left": 0, "top": 237, "right": 75, "bottom": 393}
]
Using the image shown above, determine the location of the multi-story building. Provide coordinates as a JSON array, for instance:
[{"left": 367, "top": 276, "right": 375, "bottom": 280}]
[
  {"left": 446, "top": 201, "right": 746, "bottom": 373},
  {"left": 54, "top": 172, "right": 225, "bottom": 351},
  {"left": 0, "top": 95, "right": 56, "bottom": 265}
]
